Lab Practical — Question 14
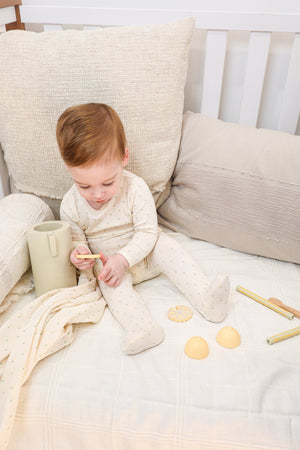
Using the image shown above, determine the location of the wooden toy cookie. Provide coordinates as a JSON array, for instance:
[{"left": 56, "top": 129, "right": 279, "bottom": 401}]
[{"left": 168, "top": 305, "right": 193, "bottom": 322}]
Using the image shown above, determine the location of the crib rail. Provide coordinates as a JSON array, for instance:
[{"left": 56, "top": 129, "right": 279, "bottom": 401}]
[{"left": 17, "top": 7, "right": 300, "bottom": 32}]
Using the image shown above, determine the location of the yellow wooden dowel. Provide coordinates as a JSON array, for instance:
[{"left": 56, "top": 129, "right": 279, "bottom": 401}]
[
  {"left": 76, "top": 253, "right": 102, "bottom": 259},
  {"left": 236, "top": 286, "right": 294, "bottom": 319},
  {"left": 267, "top": 326, "right": 300, "bottom": 344}
]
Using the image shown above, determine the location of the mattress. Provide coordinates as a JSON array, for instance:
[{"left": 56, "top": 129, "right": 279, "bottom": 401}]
[{"left": 2, "top": 230, "right": 300, "bottom": 450}]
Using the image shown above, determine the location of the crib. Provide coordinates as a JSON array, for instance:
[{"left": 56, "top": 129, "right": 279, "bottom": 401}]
[{"left": 0, "top": 2, "right": 300, "bottom": 450}]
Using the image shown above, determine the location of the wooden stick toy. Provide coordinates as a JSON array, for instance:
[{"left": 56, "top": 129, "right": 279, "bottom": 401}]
[
  {"left": 76, "top": 253, "right": 103, "bottom": 259},
  {"left": 236, "top": 286, "right": 294, "bottom": 319},
  {"left": 266, "top": 326, "right": 300, "bottom": 344}
]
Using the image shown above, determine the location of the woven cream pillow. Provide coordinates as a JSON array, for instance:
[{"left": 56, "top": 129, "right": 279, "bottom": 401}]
[
  {"left": 158, "top": 112, "right": 300, "bottom": 264},
  {"left": 0, "top": 194, "right": 54, "bottom": 306},
  {"left": 0, "top": 19, "right": 194, "bottom": 217}
]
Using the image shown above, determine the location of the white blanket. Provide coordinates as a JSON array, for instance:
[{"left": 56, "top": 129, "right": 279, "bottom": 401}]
[{"left": 1, "top": 231, "right": 300, "bottom": 450}]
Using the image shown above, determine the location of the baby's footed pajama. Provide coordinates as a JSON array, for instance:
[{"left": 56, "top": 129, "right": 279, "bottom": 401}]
[
  {"left": 98, "top": 232, "right": 230, "bottom": 355},
  {"left": 99, "top": 273, "right": 165, "bottom": 355}
]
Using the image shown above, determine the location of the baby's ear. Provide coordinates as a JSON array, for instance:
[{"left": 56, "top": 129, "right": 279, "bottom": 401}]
[{"left": 122, "top": 148, "right": 129, "bottom": 167}]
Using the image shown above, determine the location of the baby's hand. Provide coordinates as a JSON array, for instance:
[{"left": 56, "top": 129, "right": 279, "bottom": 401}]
[
  {"left": 98, "top": 253, "right": 129, "bottom": 287},
  {"left": 70, "top": 245, "right": 95, "bottom": 270}
]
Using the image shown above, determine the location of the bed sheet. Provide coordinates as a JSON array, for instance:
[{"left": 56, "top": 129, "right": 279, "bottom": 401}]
[{"left": 2, "top": 230, "right": 300, "bottom": 450}]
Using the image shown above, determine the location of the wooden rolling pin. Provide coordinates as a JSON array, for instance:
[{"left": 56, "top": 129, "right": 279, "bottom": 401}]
[{"left": 269, "top": 298, "right": 300, "bottom": 319}]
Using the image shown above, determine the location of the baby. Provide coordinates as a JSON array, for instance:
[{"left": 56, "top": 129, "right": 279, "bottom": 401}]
[{"left": 57, "top": 103, "right": 230, "bottom": 355}]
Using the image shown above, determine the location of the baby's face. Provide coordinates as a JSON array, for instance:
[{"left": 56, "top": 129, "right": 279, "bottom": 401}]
[{"left": 67, "top": 150, "right": 129, "bottom": 210}]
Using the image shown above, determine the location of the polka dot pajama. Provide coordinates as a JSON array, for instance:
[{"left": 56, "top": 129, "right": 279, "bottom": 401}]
[{"left": 98, "top": 232, "right": 230, "bottom": 354}]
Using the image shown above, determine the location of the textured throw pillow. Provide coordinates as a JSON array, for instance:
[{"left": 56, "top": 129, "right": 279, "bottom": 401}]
[
  {"left": 158, "top": 112, "right": 300, "bottom": 264},
  {"left": 0, "top": 19, "right": 194, "bottom": 217},
  {"left": 0, "top": 194, "right": 54, "bottom": 305}
]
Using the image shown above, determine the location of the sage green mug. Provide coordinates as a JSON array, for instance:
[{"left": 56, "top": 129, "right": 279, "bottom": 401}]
[{"left": 26, "top": 220, "right": 77, "bottom": 296}]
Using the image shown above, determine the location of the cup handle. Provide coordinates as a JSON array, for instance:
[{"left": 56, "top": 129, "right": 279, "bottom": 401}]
[{"left": 48, "top": 233, "right": 57, "bottom": 257}]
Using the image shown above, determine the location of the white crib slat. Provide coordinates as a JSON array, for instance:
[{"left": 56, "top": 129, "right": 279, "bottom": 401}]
[
  {"left": 201, "top": 30, "right": 227, "bottom": 119},
  {"left": 278, "top": 33, "right": 300, "bottom": 134},
  {"left": 239, "top": 32, "right": 271, "bottom": 127}
]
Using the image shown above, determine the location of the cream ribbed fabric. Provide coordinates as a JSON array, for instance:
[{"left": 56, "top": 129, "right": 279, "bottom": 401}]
[{"left": 158, "top": 112, "right": 300, "bottom": 264}]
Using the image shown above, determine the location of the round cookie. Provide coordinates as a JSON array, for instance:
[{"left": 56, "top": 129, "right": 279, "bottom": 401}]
[
  {"left": 168, "top": 305, "right": 193, "bottom": 322},
  {"left": 185, "top": 336, "right": 209, "bottom": 360},
  {"left": 216, "top": 326, "right": 241, "bottom": 349}
]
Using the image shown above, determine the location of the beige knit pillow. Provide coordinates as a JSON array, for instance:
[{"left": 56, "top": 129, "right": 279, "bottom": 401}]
[
  {"left": 0, "top": 19, "right": 194, "bottom": 217},
  {"left": 0, "top": 194, "right": 54, "bottom": 306},
  {"left": 158, "top": 112, "right": 300, "bottom": 264}
]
